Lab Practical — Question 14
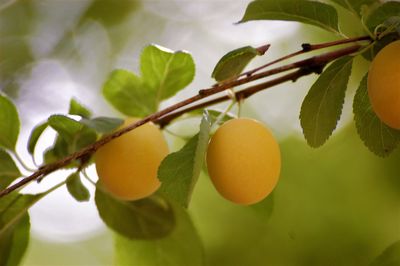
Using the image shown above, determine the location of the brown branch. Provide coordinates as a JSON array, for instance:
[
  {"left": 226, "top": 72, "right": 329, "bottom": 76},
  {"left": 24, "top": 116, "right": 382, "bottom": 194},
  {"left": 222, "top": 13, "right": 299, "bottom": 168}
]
[
  {"left": 156, "top": 43, "right": 363, "bottom": 126},
  {"left": 240, "top": 35, "right": 371, "bottom": 78},
  {"left": 0, "top": 38, "right": 368, "bottom": 198}
]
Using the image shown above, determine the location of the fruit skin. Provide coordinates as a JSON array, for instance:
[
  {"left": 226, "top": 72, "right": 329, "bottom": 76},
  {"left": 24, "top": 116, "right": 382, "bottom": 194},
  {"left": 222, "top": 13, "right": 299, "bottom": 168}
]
[
  {"left": 206, "top": 118, "right": 281, "bottom": 205},
  {"left": 368, "top": 40, "right": 400, "bottom": 129},
  {"left": 95, "top": 118, "right": 169, "bottom": 200}
]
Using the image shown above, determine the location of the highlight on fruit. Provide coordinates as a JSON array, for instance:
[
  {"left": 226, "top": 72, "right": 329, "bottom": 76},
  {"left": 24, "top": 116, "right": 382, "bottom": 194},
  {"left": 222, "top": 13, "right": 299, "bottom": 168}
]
[
  {"left": 95, "top": 118, "right": 169, "bottom": 200},
  {"left": 206, "top": 118, "right": 281, "bottom": 205},
  {"left": 367, "top": 40, "right": 400, "bottom": 129}
]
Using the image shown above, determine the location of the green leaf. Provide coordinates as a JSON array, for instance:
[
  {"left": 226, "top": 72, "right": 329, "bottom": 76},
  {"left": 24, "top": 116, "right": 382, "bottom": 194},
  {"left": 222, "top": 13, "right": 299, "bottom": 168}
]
[
  {"left": 353, "top": 74, "right": 400, "bottom": 157},
  {"left": 68, "top": 98, "right": 92, "bottom": 118},
  {"left": 364, "top": 1, "right": 400, "bottom": 32},
  {"left": 0, "top": 149, "right": 21, "bottom": 190},
  {"left": 48, "top": 115, "right": 85, "bottom": 144},
  {"left": 362, "top": 32, "right": 399, "bottom": 61},
  {"left": 48, "top": 115, "right": 97, "bottom": 153},
  {"left": 370, "top": 241, "right": 400, "bottom": 266},
  {"left": 0, "top": 94, "right": 20, "bottom": 151},
  {"left": 329, "top": 0, "right": 378, "bottom": 16},
  {"left": 141, "top": 44, "right": 195, "bottom": 102},
  {"left": 0, "top": 192, "right": 41, "bottom": 236},
  {"left": 212, "top": 46, "right": 267, "bottom": 82},
  {"left": 300, "top": 56, "right": 353, "bottom": 148},
  {"left": 81, "top": 0, "right": 139, "bottom": 27},
  {"left": 43, "top": 137, "right": 69, "bottom": 165},
  {"left": 66, "top": 173, "right": 90, "bottom": 202},
  {"left": 103, "top": 69, "right": 156, "bottom": 117},
  {"left": 158, "top": 111, "right": 212, "bottom": 208},
  {"left": 114, "top": 201, "right": 204, "bottom": 266},
  {"left": 95, "top": 188, "right": 175, "bottom": 239},
  {"left": 0, "top": 214, "right": 30, "bottom": 266},
  {"left": 80, "top": 117, "right": 123, "bottom": 134},
  {"left": 27, "top": 122, "right": 48, "bottom": 155},
  {"left": 240, "top": 0, "right": 340, "bottom": 34}
]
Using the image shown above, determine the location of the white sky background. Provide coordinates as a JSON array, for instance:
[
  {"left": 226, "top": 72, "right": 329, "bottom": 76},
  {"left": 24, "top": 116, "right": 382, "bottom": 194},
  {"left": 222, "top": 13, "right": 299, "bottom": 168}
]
[{"left": 10, "top": 0, "right": 327, "bottom": 259}]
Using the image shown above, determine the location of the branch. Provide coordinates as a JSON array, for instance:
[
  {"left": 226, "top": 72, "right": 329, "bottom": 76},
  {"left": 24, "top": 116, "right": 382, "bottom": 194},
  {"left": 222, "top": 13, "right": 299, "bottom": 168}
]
[
  {"left": 156, "top": 42, "right": 365, "bottom": 126},
  {"left": 0, "top": 36, "right": 371, "bottom": 198}
]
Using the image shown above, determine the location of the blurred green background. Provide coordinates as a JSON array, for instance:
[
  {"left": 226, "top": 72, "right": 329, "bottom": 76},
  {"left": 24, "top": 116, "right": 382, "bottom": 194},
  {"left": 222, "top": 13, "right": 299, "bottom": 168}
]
[{"left": 1, "top": 0, "right": 399, "bottom": 265}]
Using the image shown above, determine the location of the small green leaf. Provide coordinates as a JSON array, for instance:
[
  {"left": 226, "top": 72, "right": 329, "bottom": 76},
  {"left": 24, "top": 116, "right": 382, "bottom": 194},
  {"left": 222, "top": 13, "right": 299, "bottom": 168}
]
[
  {"left": 43, "top": 137, "right": 69, "bottom": 165},
  {"left": 80, "top": 117, "right": 123, "bottom": 134},
  {"left": 27, "top": 122, "right": 48, "bottom": 155},
  {"left": 212, "top": 46, "right": 267, "bottom": 81},
  {"left": 66, "top": 173, "right": 90, "bottom": 202},
  {"left": 95, "top": 188, "right": 175, "bottom": 239},
  {"left": 0, "top": 149, "right": 21, "bottom": 190},
  {"left": 141, "top": 44, "right": 195, "bottom": 102},
  {"left": 0, "top": 192, "right": 42, "bottom": 236},
  {"left": 103, "top": 69, "right": 156, "bottom": 117},
  {"left": 364, "top": 1, "right": 400, "bottom": 32},
  {"left": 329, "top": 0, "right": 378, "bottom": 16},
  {"left": 0, "top": 94, "right": 20, "bottom": 151},
  {"left": 68, "top": 98, "right": 92, "bottom": 118},
  {"left": 48, "top": 115, "right": 84, "bottom": 143},
  {"left": 48, "top": 115, "right": 97, "bottom": 153},
  {"left": 114, "top": 201, "right": 204, "bottom": 266},
  {"left": 240, "top": 0, "right": 340, "bottom": 34},
  {"left": 0, "top": 214, "right": 30, "bottom": 266},
  {"left": 300, "top": 57, "right": 353, "bottom": 148},
  {"left": 158, "top": 111, "right": 212, "bottom": 208},
  {"left": 353, "top": 74, "right": 400, "bottom": 156},
  {"left": 370, "top": 240, "right": 400, "bottom": 266}
]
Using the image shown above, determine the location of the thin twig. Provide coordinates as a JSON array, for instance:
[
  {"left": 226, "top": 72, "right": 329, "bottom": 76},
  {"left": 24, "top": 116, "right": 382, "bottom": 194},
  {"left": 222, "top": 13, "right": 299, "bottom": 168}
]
[
  {"left": 157, "top": 44, "right": 363, "bottom": 127},
  {"left": 0, "top": 39, "right": 367, "bottom": 198}
]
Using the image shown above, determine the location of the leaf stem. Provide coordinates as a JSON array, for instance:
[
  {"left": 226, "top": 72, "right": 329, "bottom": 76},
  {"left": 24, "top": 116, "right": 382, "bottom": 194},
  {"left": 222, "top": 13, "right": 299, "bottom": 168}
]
[
  {"left": 11, "top": 151, "right": 37, "bottom": 173},
  {"left": 81, "top": 168, "right": 97, "bottom": 187}
]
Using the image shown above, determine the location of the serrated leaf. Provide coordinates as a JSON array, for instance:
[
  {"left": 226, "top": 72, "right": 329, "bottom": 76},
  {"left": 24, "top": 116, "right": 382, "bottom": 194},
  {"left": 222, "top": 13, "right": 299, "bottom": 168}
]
[
  {"left": 27, "top": 122, "right": 48, "bottom": 155},
  {"left": 370, "top": 241, "right": 400, "bottom": 266},
  {"left": 0, "top": 149, "right": 21, "bottom": 190},
  {"left": 240, "top": 0, "right": 340, "bottom": 34},
  {"left": 364, "top": 1, "right": 400, "bottom": 32},
  {"left": 114, "top": 201, "right": 204, "bottom": 266},
  {"left": 0, "top": 192, "right": 42, "bottom": 236},
  {"left": 141, "top": 44, "right": 195, "bottom": 102},
  {"left": 329, "top": 0, "right": 378, "bottom": 16},
  {"left": 68, "top": 98, "right": 92, "bottom": 118},
  {"left": 158, "top": 111, "right": 212, "bottom": 208},
  {"left": 212, "top": 46, "right": 266, "bottom": 82},
  {"left": 0, "top": 94, "right": 20, "bottom": 151},
  {"left": 103, "top": 69, "right": 156, "bottom": 117},
  {"left": 300, "top": 56, "right": 353, "bottom": 148},
  {"left": 95, "top": 188, "right": 175, "bottom": 239},
  {"left": 0, "top": 214, "right": 30, "bottom": 266},
  {"left": 353, "top": 74, "right": 400, "bottom": 156},
  {"left": 48, "top": 115, "right": 97, "bottom": 153},
  {"left": 66, "top": 173, "right": 90, "bottom": 202},
  {"left": 80, "top": 117, "right": 123, "bottom": 134}
]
